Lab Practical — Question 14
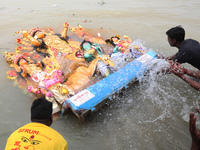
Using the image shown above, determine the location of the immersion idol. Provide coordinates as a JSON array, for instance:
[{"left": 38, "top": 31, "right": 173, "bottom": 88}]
[{"left": 3, "top": 21, "right": 155, "bottom": 119}]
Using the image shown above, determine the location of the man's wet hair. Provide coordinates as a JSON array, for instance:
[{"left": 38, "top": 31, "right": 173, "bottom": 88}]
[
  {"left": 166, "top": 25, "right": 185, "bottom": 43},
  {"left": 31, "top": 96, "right": 52, "bottom": 120}
]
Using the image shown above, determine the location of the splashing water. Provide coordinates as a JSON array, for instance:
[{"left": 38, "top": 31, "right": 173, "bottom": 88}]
[
  {"left": 110, "top": 52, "right": 132, "bottom": 71},
  {"left": 138, "top": 58, "right": 170, "bottom": 86},
  {"left": 134, "top": 57, "right": 196, "bottom": 124},
  {"left": 140, "top": 59, "right": 172, "bottom": 112},
  {"left": 109, "top": 39, "right": 149, "bottom": 72}
]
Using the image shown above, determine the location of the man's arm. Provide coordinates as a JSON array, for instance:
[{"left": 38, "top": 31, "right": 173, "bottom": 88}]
[
  {"left": 190, "top": 103, "right": 200, "bottom": 150},
  {"left": 183, "top": 69, "right": 200, "bottom": 79},
  {"left": 170, "top": 61, "right": 200, "bottom": 90},
  {"left": 156, "top": 54, "right": 175, "bottom": 60},
  {"left": 180, "top": 75, "right": 200, "bottom": 90},
  {"left": 165, "top": 54, "right": 175, "bottom": 60}
]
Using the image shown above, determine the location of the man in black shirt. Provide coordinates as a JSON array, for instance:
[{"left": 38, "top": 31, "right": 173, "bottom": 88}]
[
  {"left": 164, "top": 26, "right": 200, "bottom": 90},
  {"left": 174, "top": 39, "right": 200, "bottom": 70},
  {"left": 165, "top": 26, "right": 200, "bottom": 149}
]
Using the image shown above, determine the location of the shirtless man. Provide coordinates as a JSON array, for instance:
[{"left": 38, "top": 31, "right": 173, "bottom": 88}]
[{"left": 189, "top": 102, "right": 200, "bottom": 150}]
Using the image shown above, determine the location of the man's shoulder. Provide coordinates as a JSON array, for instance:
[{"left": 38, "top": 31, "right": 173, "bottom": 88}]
[
  {"left": 180, "top": 39, "right": 200, "bottom": 50},
  {"left": 48, "top": 127, "right": 66, "bottom": 139},
  {"left": 5, "top": 122, "right": 67, "bottom": 149},
  {"left": 183, "top": 39, "right": 199, "bottom": 45}
]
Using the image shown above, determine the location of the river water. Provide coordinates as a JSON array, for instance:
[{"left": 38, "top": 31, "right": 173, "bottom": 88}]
[{"left": 1, "top": 0, "right": 200, "bottom": 149}]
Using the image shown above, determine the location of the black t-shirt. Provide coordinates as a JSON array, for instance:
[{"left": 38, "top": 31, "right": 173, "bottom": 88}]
[{"left": 174, "top": 39, "right": 200, "bottom": 70}]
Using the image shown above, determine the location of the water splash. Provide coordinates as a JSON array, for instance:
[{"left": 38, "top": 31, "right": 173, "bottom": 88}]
[{"left": 137, "top": 58, "right": 170, "bottom": 83}]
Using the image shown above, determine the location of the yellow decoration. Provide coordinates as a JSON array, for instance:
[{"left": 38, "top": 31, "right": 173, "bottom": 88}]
[{"left": 61, "top": 88, "right": 68, "bottom": 95}]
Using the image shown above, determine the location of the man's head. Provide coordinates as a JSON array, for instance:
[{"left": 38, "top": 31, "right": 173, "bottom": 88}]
[
  {"left": 31, "top": 96, "right": 53, "bottom": 126},
  {"left": 166, "top": 26, "right": 185, "bottom": 47}
]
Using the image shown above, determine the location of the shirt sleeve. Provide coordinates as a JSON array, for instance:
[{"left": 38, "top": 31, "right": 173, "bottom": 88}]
[
  {"left": 174, "top": 48, "right": 191, "bottom": 64},
  {"left": 64, "top": 143, "right": 68, "bottom": 150}
]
